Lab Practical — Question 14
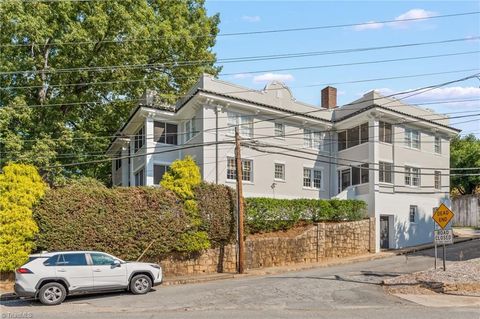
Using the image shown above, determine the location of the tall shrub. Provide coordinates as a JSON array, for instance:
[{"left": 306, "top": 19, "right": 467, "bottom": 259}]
[
  {"left": 34, "top": 179, "right": 193, "bottom": 260},
  {"left": 0, "top": 163, "right": 46, "bottom": 271},
  {"left": 195, "top": 183, "right": 236, "bottom": 247},
  {"left": 161, "top": 156, "right": 209, "bottom": 251}
]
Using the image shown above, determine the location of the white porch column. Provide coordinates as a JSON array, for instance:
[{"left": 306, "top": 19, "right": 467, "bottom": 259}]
[
  {"left": 129, "top": 138, "right": 135, "bottom": 186},
  {"left": 145, "top": 115, "right": 155, "bottom": 186},
  {"left": 368, "top": 116, "right": 380, "bottom": 252},
  {"left": 121, "top": 143, "right": 129, "bottom": 186}
]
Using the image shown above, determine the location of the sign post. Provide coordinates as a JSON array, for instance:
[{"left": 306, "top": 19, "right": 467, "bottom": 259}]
[
  {"left": 432, "top": 203, "right": 455, "bottom": 271},
  {"left": 433, "top": 208, "right": 437, "bottom": 270}
]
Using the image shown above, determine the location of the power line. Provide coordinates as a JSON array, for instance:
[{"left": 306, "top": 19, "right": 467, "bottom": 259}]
[
  {"left": 12, "top": 113, "right": 480, "bottom": 164},
  {"left": 3, "top": 75, "right": 477, "bottom": 163},
  {"left": 245, "top": 141, "right": 480, "bottom": 172},
  {"left": 4, "top": 68, "right": 478, "bottom": 109},
  {"left": 2, "top": 104, "right": 477, "bottom": 146},
  {"left": 3, "top": 50, "right": 479, "bottom": 90},
  {"left": 3, "top": 10, "right": 478, "bottom": 48},
  {"left": 35, "top": 137, "right": 480, "bottom": 177},
  {"left": 3, "top": 75, "right": 477, "bottom": 147},
  {"left": 3, "top": 36, "right": 477, "bottom": 76}
]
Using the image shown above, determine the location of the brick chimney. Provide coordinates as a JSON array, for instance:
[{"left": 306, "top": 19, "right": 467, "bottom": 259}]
[{"left": 321, "top": 86, "right": 337, "bottom": 109}]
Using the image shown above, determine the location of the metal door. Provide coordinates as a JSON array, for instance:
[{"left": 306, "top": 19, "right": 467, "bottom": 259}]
[{"left": 380, "top": 216, "right": 389, "bottom": 249}]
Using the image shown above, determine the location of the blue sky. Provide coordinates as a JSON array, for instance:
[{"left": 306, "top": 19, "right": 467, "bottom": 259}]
[{"left": 205, "top": 1, "right": 480, "bottom": 134}]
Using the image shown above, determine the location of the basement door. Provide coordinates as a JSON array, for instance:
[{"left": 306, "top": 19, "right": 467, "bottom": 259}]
[{"left": 380, "top": 216, "right": 390, "bottom": 249}]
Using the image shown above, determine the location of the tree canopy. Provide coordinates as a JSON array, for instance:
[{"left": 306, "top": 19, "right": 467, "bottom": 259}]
[
  {"left": 0, "top": 0, "right": 220, "bottom": 184},
  {"left": 450, "top": 134, "right": 480, "bottom": 195}
]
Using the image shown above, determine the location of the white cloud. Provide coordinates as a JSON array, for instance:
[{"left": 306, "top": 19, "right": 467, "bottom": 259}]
[
  {"left": 352, "top": 8, "right": 436, "bottom": 31},
  {"left": 242, "top": 15, "right": 261, "bottom": 23},
  {"left": 372, "top": 86, "right": 480, "bottom": 108},
  {"left": 352, "top": 21, "right": 384, "bottom": 31},
  {"left": 391, "top": 9, "right": 436, "bottom": 29},
  {"left": 232, "top": 73, "right": 252, "bottom": 79},
  {"left": 405, "top": 86, "right": 480, "bottom": 103},
  {"left": 253, "top": 73, "right": 294, "bottom": 83}
]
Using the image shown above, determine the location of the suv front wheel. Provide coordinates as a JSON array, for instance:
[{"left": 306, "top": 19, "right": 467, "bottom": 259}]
[
  {"left": 130, "top": 274, "right": 152, "bottom": 295},
  {"left": 38, "top": 282, "right": 67, "bottom": 305}
]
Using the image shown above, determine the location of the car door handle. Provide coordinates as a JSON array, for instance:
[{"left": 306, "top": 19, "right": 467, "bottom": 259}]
[
  {"left": 93, "top": 269, "right": 102, "bottom": 272},
  {"left": 57, "top": 269, "right": 66, "bottom": 272}
]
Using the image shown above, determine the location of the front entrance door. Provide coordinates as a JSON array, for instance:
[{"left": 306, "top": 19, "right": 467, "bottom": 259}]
[{"left": 380, "top": 216, "right": 389, "bottom": 249}]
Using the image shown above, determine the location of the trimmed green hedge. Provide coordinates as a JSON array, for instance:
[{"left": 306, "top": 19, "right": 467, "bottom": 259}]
[
  {"left": 33, "top": 179, "right": 367, "bottom": 261},
  {"left": 195, "top": 183, "right": 236, "bottom": 247},
  {"left": 245, "top": 198, "right": 367, "bottom": 233},
  {"left": 33, "top": 179, "right": 194, "bottom": 261}
]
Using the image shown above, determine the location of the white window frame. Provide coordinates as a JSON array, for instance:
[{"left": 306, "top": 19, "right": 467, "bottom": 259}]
[
  {"left": 409, "top": 205, "right": 418, "bottom": 223},
  {"left": 405, "top": 128, "right": 420, "bottom": 149},
  {"left": 226, "top": 157, "right": 253, "bottom": 182},
  {"left": 379, "top": 121, "right": 392, "bottom": 144},
  {"left": 274, "top": 162, "right": 285, "bottom": 181},
  {"left": 405, "top": 166, "right": 420, "bottom": 187},
  {"left": 434, "top": 136, "right": 441, "bottom": 154},
  {"left": 303, "top": 166, "right": 323, "bottom": 190},
  {"left": 274, "top": 122, "right": 285, "bottom": 139},
  {"left": 227, "top": 112, "right": 253, "bottom": 138},
  {"left": 303, "top": 129, "right": 326, "bottom": 151},
  {"left": 379, "top": 161, "right": 393, "bottom": 184},
  {"left": 184, "top": 116, "right": 197, "bottom": 142},
  {"left": 434, "top": 170, "right": 441, "bottom": 190}
]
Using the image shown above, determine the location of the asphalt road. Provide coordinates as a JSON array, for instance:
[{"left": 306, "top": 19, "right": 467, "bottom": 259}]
[{"left": 2, "top": 239, "right": 479, "bottom": 319}]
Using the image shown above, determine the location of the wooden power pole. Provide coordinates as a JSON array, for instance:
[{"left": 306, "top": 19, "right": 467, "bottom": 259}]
[{"left": 235, "top": 126, "right": 245, "bottom": 274}]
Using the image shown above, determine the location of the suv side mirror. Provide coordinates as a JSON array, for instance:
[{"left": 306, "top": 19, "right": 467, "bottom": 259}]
[{"left": 112, "top": 260, "right": 121, "bottom": 268}]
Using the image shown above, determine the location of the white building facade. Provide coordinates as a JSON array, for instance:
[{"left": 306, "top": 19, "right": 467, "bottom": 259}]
[{"left": 107, "top": 74, "right": 459, "bottom": 251}]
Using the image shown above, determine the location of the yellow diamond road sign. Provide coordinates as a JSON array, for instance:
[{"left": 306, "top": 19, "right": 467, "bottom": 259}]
[{"left": 433, "top": 203, "right": 454, "bottom": 229}]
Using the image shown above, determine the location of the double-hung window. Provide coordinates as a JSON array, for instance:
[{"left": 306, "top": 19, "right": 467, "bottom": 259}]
[
  {"left": 274, "top": 123, "right": 285, "bottom": 138},
  {"left": 379, "top": 122, "right": 392, "bottom": 143},
  {"left": 303, "top": 168, "right": 322, "bottom": 189},
  {"left": 405, "top": 166, "right": 420, "bottom": 187},
  {"left": 409, "top": 205, "right": 417, "bottom": 223},
  {"left": 274, "top": 163, "right": 285, "bottom": 180},
  {"left": 434, "top": 136, "right": 441, "bottom": 154},
  {"left": 227, "top": 158, "right": 253, "bottom": 182},
  {"left": 405, "top": 128, "right": 420, "bottom": 149},
  {"left": 227, "top": 112, "right": 253, "bottom": 138},
  {"left": 184, "top": 117, "right": 197, "bottom": 142},
  {"left": 434, "top": 171, "right": 441, "bottom": 190},
  {"left": 379, "top": 162, "right": 393, "bottom": 183},
  {"left": 134, "top": 126, "right": 145, "bottom": 153},
  {"left": 304, "top": 129, "right": 325, "bottom": 150}
]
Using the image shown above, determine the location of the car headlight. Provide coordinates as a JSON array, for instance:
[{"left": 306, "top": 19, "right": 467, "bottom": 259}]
[{"left": 150, "top": 264, "right": 161, "bottom": 269}]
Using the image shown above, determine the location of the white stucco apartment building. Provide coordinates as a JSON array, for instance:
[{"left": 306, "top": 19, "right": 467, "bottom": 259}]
[{"left": 107, "top": 74, "right": 459, "bottom": 251}]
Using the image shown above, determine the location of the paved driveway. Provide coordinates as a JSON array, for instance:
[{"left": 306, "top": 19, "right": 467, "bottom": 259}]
[{"left": 2, "top": 240, "right": 479, "bottom": 319}]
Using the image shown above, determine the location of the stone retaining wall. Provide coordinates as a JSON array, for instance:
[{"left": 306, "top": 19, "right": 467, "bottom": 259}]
[{"left": 160, "top": 218, "right": 375, "bottom": 277}]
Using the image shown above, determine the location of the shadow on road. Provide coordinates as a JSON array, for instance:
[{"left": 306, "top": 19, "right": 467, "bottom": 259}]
[
  {"left": 268, "top": 271, "right": 409, "bottom": 286},
  {"left": 0, "top": 289, "right": 157, "bottom": 308}
]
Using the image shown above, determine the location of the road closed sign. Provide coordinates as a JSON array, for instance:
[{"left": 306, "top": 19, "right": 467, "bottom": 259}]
[
  {"left": 432, "top": 203, "right": 454, "bottom": 229},
  {"left": 434, "top": 229, "right": 453, "bottom": 244}
]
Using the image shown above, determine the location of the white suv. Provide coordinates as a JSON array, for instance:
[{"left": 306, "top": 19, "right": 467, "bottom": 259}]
[{"left": 14, "top": 251, "right": 162, "bottom": 305}]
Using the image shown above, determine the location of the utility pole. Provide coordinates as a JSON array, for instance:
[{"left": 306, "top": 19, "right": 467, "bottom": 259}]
[{"left": 235, "top": 126, "right": 245, "bottom": 274}]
